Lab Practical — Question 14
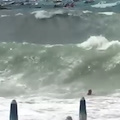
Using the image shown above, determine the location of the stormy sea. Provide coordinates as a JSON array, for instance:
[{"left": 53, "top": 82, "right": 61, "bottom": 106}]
[{"left": 0, "top": 0, "right": 120, "bottom": 119}]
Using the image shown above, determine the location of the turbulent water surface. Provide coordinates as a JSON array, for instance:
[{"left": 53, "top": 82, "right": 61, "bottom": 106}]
[{"left": 0, "top": 0, "right": 120, "bottom": 120}]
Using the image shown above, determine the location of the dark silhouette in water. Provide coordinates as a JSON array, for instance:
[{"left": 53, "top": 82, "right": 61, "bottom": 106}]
[
  {"left": 66, "top": 116, "right": 73, "bottom": 120},
  {"left": 87, "top": 89, "right": 92, "bottom": 95},
  {"left": 64, "top": 2, "right": 74, "bottom": 7}
]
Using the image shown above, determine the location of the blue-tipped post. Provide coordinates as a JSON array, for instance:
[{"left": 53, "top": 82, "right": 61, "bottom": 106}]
[
  {"left": 10, "top": 100, "right": 18, "bottom": 120},
  {"left": 79, "top": 97, "right": 87, "bottom": 120}
]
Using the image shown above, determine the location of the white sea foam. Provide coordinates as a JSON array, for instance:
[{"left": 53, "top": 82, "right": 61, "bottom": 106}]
[
  {"left": 1, "top": 15, "right": 10, "bottom": 18},
  {"left": 98, "top": 12, "right": 115, "bottom": 15},
  {"left": 77, "top": 35, "right": 120, "bottom": 50},
  {"left": 91, "top": 1, "right": 119, "bottom": 8},
  {"left": 15, "top": 13, "right": 23, "bottom": 16},
  {"left": 31, "top": 10, "right": 64, "bottom": 19},
  {"left": 83, "top": 10, "right": 92, "bottom": 14},
  {"left": 0, "top": 94, "right": 120, "bottom": 120}
]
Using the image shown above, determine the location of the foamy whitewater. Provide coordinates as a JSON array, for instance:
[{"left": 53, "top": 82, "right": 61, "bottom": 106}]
[{"left": 0, "top": 0, "right": 120, "bottom": 120}]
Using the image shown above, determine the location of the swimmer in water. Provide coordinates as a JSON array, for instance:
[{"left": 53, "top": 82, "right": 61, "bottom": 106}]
[
  {"left": 87, "top": 89, "right": 92, "bottom": 95},
  {"left": 66, "top": 116, "right": 73, "bottom": 120}
]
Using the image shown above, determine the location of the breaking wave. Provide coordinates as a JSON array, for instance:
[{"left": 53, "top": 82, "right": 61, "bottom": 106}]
[{"left": 0, "top": 36, "right": 120, "bottom": 98}]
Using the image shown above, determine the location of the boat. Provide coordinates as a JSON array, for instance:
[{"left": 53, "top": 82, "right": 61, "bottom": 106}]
[
  {"left": 53, "top": 0, "right": 63, "bottom": 7},
  {"left": 84, "top": 0, "right": 94, "bottom": 3},
  {"left": 0, "top": 4, "right": 7, "bottom": 9},
  {"left": 0, "top": 0, "right": 41, "bottom": 9}
]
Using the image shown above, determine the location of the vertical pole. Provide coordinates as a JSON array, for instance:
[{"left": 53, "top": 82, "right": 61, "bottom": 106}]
[
  {"left": 79, "top": 97, "right": 87, "bottom": 120},
  {"left": 10, "top": 100, "right": 18, "bottom": 120}
]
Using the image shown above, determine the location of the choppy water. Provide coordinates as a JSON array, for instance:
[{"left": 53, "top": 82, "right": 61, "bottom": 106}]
[{"left": 0, "top": 0, "right": 120, "bottom": 120}]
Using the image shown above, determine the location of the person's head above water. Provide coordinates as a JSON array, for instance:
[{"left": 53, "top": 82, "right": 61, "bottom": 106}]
[
  {"left": 87, "top": 89, "right": 92, "bottom": 95},
  {"left": 66, "top": 116, "right": 73, "bottom": 120}
]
